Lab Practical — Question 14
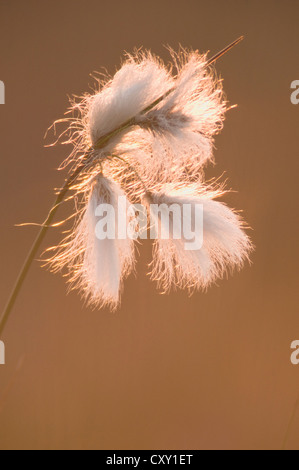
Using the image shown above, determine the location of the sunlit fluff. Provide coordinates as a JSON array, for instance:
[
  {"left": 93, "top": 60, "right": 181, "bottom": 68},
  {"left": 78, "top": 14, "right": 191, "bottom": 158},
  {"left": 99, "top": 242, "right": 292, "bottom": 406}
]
[
  {"left": 50, "top": 176, "right": 135, "bottom": 310},
  {"left": 48, "top": 46, "right": 252, "bottom": 310},
  {"left": 53, "top": 48, "right": 226, "bottom": 182},
  {"left": 146, "top": 184, "right": 252, "bottom": 293}
]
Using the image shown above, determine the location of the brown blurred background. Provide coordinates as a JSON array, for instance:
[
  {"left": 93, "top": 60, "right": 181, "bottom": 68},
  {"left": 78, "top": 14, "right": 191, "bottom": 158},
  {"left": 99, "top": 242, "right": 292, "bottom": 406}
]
[{"left": 0, "top": 0, "right": 298, "bottom": 450}]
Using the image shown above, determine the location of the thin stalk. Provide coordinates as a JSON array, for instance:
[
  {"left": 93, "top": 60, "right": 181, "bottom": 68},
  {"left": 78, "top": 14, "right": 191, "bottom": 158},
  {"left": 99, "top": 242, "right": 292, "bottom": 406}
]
[
  {"left": 0, "top": 162, "right": 85, "bottom": 336},
  {"left": 0, "top": 36, "right": 244, "bottom": 336},
  {"left": 207, "top": 36, "right": 244, "bottom": 66}
]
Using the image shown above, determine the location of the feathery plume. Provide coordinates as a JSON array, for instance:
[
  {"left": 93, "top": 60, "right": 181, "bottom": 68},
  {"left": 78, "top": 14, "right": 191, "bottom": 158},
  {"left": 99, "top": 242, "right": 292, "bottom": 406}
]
[
  {"left": 1, "top": 38, "right": 250, "bottom": 332},
  {"left": 89, "top": 52, "right": 173, "bottom": 147},
  {"left": 135, "top": 49, "right": 226, "bottom": 181},
  {"left": 146, "top": 184, "right": 252, "bottom": 293},
  {"left": 54, "top": 48, "right": 226, "bottom": 186},
  {"left": 47, "top": 42, "right": 251, "bottom": 308},
  {"left": 50, "top": 176, "right": 135, "bottom": 310}
]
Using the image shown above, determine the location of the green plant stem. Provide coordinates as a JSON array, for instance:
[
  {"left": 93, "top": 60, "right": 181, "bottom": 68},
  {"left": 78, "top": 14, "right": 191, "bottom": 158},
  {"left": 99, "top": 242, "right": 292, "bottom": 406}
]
[
  {"left": 0, "top": 163, "right": 85, "bottom": 336},
  {"left": 0, "top": 36, "right": 244, "bottom": 337}
]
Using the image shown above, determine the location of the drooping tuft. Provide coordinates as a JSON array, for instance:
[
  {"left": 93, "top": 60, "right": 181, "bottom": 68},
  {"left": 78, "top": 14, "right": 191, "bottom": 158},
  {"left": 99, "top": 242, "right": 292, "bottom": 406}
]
[{"left": 49, "top": 176, "right": 135, "bottom": 310}]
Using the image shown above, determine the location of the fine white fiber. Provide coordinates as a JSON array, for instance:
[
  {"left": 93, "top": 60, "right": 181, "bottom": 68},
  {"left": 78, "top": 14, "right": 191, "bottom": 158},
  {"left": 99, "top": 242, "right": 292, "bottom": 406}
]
[
  {"left": 49, "top": 176, "right": 136, "bottom": 310},
  {"left": 47, "top": 43, "right": 252, "bottom": 311},
  {"left": 146, "top": 184, "right": 252, "bottom": 293},
  {"left": 54, "top": 48, "right": 226, "bottom": 183},
  {"left": 134, "top": 49, "right": 226, "bottom": 180},
  {"left": 88, "top": 52, "right": 173, "bottom": 146}
]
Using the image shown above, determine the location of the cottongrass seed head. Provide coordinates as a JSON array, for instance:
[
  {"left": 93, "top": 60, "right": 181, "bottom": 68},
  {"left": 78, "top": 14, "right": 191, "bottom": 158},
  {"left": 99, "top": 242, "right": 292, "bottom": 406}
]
[{"left": 47, "top": 45, "right": 253, "bottom": 311}]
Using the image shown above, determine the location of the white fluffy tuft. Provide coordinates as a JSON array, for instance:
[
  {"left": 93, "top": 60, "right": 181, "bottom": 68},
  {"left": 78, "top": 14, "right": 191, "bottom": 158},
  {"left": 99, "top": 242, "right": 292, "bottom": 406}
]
[
  {"left": 134, "top": 50, "right": 226, "bottom": 180},
  {"left": 52, "top": 48, "right": 226, "bottom": 184},
  {"left": 47, "top": 45, "right": 252, "bottom": 310},
  {"left": 88, "top": 52, "right": 173, "bottom": 146},
  {"left": 147, "top": 184, "right": 253, "bottom": 293},
  {"left": 49, "top": 176, "right": 135, "bottom": 310}
]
